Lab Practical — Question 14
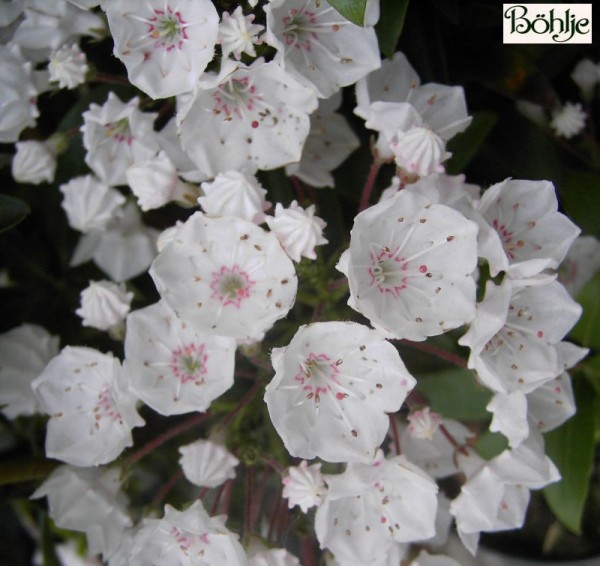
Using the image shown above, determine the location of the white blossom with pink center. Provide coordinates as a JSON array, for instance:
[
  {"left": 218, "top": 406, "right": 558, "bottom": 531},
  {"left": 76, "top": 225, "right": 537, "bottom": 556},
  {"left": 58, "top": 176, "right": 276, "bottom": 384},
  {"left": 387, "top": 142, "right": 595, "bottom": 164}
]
[
  {"left": 104, "top": 0, "right": 219, "bottom": 99},
  {"left": 199, "top": 170, "right": 271, "bottom": 224},
  {"left": 407, "top": 407, "right": 443, "bottom": 440},
  {"left": 177, "top": 59, "right": 318, "bottom": 177},
  {"left": 459, "top": 278, "right": 582, "bottom": 396},
  {"left": 0, "top": 323, "right": 59, "bottom": 419},
  {"left": 31, "top": 346, "right": 144, "bottom": 467},
  {"left": 264, "top": 0, "right": 380, "bottom": 98},
  {"left": 218, "top": 6, "right": 264, "bottom": 61},
  {"left": 314, "top": 450, "right": 438, "bottom": 565},
  {"left": 179, "top": 439, "right": 239, "bottom": 488},
  {"left": 31, "top": 465, "right": 132, "bottom": 559},
  {"left": 282, "top": 460, "right": 327, "bottom": 513},
  {"left": 265, "top": 200, "right": 328, "bottom": 262},
  {"left": 337, "top": 190, "right": 478, "bottom": 342},
  {"left": 81, "top": 92, "right": 160, "bottom": 186},
  {"left": 476, "top": 179, "right": 581, "bottom": 278},
  {"left": 265, "top": 322, "right": 416, "bottom": 463},
  {"left": 124, "top": 300, "right": 236, "bottom": 416},
  {"left": 150, "top": 213, "right": 297, "bottom": 342},
  {"left": 126, "top": 501, "right": 246, "bottom": 565}
]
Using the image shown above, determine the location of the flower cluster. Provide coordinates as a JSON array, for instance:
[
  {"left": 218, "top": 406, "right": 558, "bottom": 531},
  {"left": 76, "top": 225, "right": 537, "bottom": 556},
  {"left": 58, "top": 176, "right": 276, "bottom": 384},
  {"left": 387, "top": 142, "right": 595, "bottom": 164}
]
[{"left": 1, "top": 2, "right": 598, "bottom": 565}]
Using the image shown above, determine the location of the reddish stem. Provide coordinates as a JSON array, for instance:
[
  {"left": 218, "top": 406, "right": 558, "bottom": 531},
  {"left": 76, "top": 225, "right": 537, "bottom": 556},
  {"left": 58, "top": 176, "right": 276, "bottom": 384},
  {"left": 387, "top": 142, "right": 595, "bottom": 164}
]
[
  {"left": 245, "top": 466, "right": 254, "bottom": 535},
  {"left": 327, "top": 277, "right": 348, "bottom": 292},
  {"left": 211, "top": 482, "right": 226, "bottom": 516},
  {"left": 301, "top": 536, "right": 318, "bottom": 566},
  {"left": 439, "top": 423, "right": 469, "bottom": 456},
  {"left": 93, "top": 72, "right": 131, "bottom": 86},
  {"left": 358, "top": 159, "right": 383, "bottom": 212},
  {"left": 125, "top": 412, "right": 210, "bottom": 469},
  {"left": 223, "top": 379, "right": 264, "bottom": 426},
  {"left": 267, "top": 486, "right": 284, "bottom": 542},
  {"left": 151, "top": 470, "right": 183, "bottom": 507},
  {"left": 397, "top": 339, "right": 467, "bottom": 369},
  {"left": 290, "top": 176, "right": 306, "bottom": 202}
]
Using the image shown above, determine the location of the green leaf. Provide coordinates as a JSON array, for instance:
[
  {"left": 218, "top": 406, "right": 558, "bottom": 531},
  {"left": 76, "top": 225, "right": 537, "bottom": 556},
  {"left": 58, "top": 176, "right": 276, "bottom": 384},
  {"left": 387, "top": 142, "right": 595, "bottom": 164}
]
[
  {"left": 0, "top": 458, "right": 59, "bottom": 486},
  {"left": 560, "top": 170, "right": 600, "bottom": 238},
  {"left": 376, "top": 0, "right": 410, "bottom": 59},
  {"left": 445, "top": 111, "right": 498, "bottom": 175},
  {"left": 476, "top": 429, "right": 508, "bottom": 460},
  {"left": 543, "top": 378, "right": 597, "bottom": 535},
  {"left": 0, "top": 194, "right": 31, "bottom": 233},
  {"left": 569, "top": 272, "right": 600, "bottom": 350},
  {"left": 415, "top": 368, "right": 492, "bottom": 421},
  {"left": 40, "top": 516, "right": 61, "bottom": 566},
  {"left": 326, "top": 0, "right": 367, "bottom": 26}
]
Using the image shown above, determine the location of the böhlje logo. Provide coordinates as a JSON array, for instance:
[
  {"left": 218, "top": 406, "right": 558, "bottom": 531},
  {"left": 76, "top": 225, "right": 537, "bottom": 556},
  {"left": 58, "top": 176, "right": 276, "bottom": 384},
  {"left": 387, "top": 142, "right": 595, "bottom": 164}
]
[{"left": 503, "top": 4, "right": 592, "bottom": 44}]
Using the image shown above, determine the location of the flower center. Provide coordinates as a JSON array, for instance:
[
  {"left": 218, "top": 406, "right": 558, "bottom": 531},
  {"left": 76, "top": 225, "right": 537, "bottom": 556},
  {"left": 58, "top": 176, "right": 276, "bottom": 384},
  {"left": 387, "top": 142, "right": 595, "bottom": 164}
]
[
  {"left": 210, "top": 265, "right": 254, "bottom": 307},
  {"left": 280, "top": 5, "right": 343, "bottom": 52},
  {"left": 294, "top": 353, "right": 341, "bottom": 404},
  {"left": 104, "top": 117, "right": 133, "bottom": 144},
  {"left": 148, "top": 7, "right": 188, "bottom": 50},
  {"left": 369, "top": 247, "right": 409, "bottom": 297},
  {"left": 93, "top": 386, "right": 123, "bottom": 428},
  {"left": 171, "top": 343, "right": 207, "bottom": 384}
]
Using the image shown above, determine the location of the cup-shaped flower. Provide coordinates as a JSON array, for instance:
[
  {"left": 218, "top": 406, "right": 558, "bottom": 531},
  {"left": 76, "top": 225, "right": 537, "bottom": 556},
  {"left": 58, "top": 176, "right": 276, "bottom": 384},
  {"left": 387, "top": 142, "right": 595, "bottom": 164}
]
[
  {"left": 126, "top": 501, "right": 246, "bottom": 565},
  {"left": 124, "top": 300, "right": 236, "bottom": 416},
  {"left": 315, "top": 450, "right": 438, "bottom": 564},
  {"left": 81, "top": 92, "right": 159, "bottom": 186},
  {"left": 337, "top": 190, "right": 478, "bottom": 341},
  {"left": 476, "top": 179, "right": 580, "bottom": 278},
  {"left": 0, "top": 324, "right": 59, "bottom": 419},
  {"left": 265, "top": 322, "right": 416, "bottom": 463},
  {"left": 32, "top": 346, "right": 144, "bottom": 467},
  {"left": 179, "top": 439, "right": 239, "bottom": 488},
  {"left": 105, "top": 0, "right": 219, "bottom": 99},
  {"left": 150, "top": 213, "right": 297, "bottom": 342},
  {"left": 264, "top": 0, "right": 380, "bottom": 98},
  {"left": 177, "top": 58, "right": 317, "bottom": 177}
]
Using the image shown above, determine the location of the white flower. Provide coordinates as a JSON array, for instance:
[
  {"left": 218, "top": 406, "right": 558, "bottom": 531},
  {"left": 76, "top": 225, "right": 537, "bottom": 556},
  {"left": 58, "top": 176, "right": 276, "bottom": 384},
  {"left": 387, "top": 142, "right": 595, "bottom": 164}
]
[
  {"left": 571, "top": 58, "right": 600, "bottom": 100},
  {"left": 265, "top": 201, "right": 327, "bottom": 262},
  {"left": 179, "top": 439, "right": 239, "bottom": 488},
  {"left": 104, "top": 0, "right": 218, "bottom": 100},
  {"left": 70, "top": 201, "right": 159, "bottom": 282},
  {"left": 48, "top": 42, "right": 88, "bottom": 88},
  {"left": 0, "top": 323, "right": 59, "bottom": 418},
  {"left": 337, "top": 189, "right": 478, "bottom": 341},
  {"left": 59, "top": 175, "right": 126, "bottom": 233},
  {"left": 390, "top": 126, "right": 449, "bottom": 177},
  {"left": 11, "top": 140, "right": 56, "bottom": 184},
  {"left": 219, "top": 6, "right": 264, "bottom": 61},
  {"left": 265, "top": 322, "right": 416, "bottom": 463},
  {"left": 31, "top": 465, "right": 132, "bottom": 559},
  {"left": 412, "top": 550, "right": 461, "bottom": 566},
  {"left": 81, "top": 92, "right": 160, "bottom": 186},
  {"left": 150, "top": 212, "right": 298, "bottom": 342},
  {"left": 0, "top": 44, "right": 39, "bottom": 143},
  {"left": 285, "top": 91, "right": 360, "bottom": 188},
  {"left": 248, "top": 548, "right": 300, "bottom": 566},
  {"left": 550, "top": 102, "right": 586, "bottom": 139},
  {"left": 12, "top": 0, "right": 104, "bottom": 62},
  {"left": 315, "top": 451, "right": 438, "bottom": 565},
  {"left": 177, "top": 58, "right": 318, "bottom": 177},
  {"left": 282, "top": 460, "right": 327, "bottom": 513},
  {"left": 459, "top": 278, "right": 582, "bottom": 395},
  {"left": 476, "top": 179, "right": 581, "bottom": 277},
  {"left": 31, "top": 346, "right": 144, "bottom": 466},
  {"left": 400, "top": 418, "right": 473, "bottom": 479},
  {"left": 355, "top": 51, "right": 420, "bottom": 121},
  {"left": 126, "top": 501, "right": 247, "bottom": 565},
  {"left": 199, "top": 170, "right": 271, "bottom": 224},
  {"left": 157, "top": 117, "right": 207, "bottom": 183},
  {"left": 126, "top": 151, "right": 197, "bottom": 211},
  {"left": 264, "top": 0, "right": 380, "bottom": 98},
  {"left": 527, "top": 372, "right": 576, "bottom": 434},
  {"left": 124, "top": 300, "right": 236, "bottom": 415},
  {"left": 557, "top": 235, "right": 600, "bottom": 296},
  {"left": 76, "top": 280, "right": 133, "bottom": 331},
  {"left": 0, "top": 1, "right": 24, "bottom": 27}
]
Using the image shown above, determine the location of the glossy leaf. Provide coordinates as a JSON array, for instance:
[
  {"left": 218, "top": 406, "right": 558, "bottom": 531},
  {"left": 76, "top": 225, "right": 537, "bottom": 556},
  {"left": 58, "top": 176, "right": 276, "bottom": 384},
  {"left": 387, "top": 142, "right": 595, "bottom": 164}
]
[
  {"left": 326, "top": 0, "right": 367, "bottom": 26},
  {"left": 416, "top": 368, "right": 492, "bottom": 421},
  {"left": 0, "top": 194, "right": 30, "bottom": 234},
  {"left": 544, "top": 378, "right": 597, "bottom": 535},
  {"left": 569, "top": 272, "right": 600, "bottom": 351},
  {"left": 376, "top": 0, "right": 410, "bottom": 59}
]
